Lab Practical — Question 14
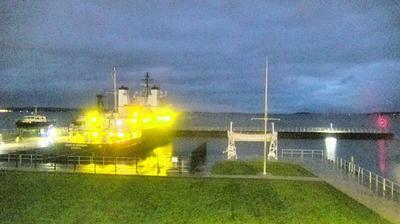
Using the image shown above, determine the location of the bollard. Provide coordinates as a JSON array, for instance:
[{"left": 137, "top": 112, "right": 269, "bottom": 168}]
[
  {"left": 311, "top": 150, "right": 314, "bottom": 159},
  {"left": 375, "top": 174, "right": 379, "bottom": 193},
  {"left": 94, "top": 163, "right": 96, "bottom": 174},
  {"left": 78, "top": 156, "right": 81, "bottom": 165}
]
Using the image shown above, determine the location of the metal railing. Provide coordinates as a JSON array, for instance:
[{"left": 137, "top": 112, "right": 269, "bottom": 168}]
[
  {"left": 0, "top": 153, "right": 189, "bottom": 176},
  {"left": 280, "top": 149, "right": 325, "bottom": 160},
  {"left": 174, "top": 126, "right": 388, "bottom": 133},
  {"left": 280, "top": 149, "right": 400, "bottom": 202},
  {"left": 326, "top": 157, "right": 400, "bottom": 201}
]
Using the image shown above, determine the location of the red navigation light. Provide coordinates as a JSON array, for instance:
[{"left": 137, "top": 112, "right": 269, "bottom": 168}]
[{"left": 377, "top": 116, "right": 388, "bottom": 128}]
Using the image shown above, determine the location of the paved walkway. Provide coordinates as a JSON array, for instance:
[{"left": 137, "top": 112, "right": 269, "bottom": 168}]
[{"left": 299, "top": 159, "right": 400, "bottom": 224}]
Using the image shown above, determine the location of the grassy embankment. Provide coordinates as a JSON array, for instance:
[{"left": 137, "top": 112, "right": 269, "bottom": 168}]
[
  {"left": 211, "top": 160, "right": 315, "bottom": 176},
  {"left": 0, "top": 169, "right": 390, "bottom": 224}
]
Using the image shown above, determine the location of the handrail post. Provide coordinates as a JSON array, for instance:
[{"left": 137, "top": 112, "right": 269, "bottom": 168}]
[
  {"left": 311, "top": 150, "right": 314, "bottom": 159},
  {"left": 135, "top": 158, "right": 138, "bottom": 174},
  {"left": 391, "top": 182, "right": 394, "bottom": 199},
  {"left": 114, "top": 157, "right": 117, "bottom": 174},
  {"left": 157, "top": 155, "right": 160, "bottom": 176},
  {"left": 369, "top": 171, "right": 372, "bottom": 189},
  {"left": 375, "top": 174, "right": 379, "bottom": 193},
  {"left": 361, "top": 168, "right": 364, "bottom": 183},
  {"left": 383, "top": 178, "right": 386, "bottom": 197}
]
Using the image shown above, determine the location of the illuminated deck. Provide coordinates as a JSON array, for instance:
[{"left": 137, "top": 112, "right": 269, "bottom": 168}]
[{"left": 173, "top": 127, "right": 394, "bottom": 139}]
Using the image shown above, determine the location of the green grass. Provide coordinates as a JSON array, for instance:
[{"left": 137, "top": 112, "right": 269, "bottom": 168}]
[
  {"left": 212, "top": 160, "right": 315, "bottom": 177},
  {"left": 0, "top": 171, "right": 390, "bottom": 224}
]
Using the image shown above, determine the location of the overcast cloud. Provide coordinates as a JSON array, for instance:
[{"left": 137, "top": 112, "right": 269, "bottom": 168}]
[{"left": 1, "top": 0, "right": 399, "bottom": 112}]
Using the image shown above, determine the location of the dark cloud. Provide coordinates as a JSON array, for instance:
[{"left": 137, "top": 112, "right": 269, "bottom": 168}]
[{"left": 0, "top": 0, "right": 399, "bottom": 112}]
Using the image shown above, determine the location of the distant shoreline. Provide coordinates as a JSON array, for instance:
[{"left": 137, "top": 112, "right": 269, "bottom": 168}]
[{"left": 2, "top": 107, "right": 399, "bottom": 115}]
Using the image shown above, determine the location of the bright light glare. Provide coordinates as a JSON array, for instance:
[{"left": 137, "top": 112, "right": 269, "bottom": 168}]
[
  {"left": 47, "top": 127, "right": 57, "bottom": 139},
  {"left": 38, "top": 138, "right": 50, "bottom": 147},
  {"left": 116, "top": 119, "right": 123, "bottom": 126},
  {"left": 325, "top": 137, "right": 337, "bottom": 161}
]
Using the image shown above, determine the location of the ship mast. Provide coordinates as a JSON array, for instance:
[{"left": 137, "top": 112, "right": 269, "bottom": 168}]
[
  {"left": 112, "top": 66, "right": 118, "bottom": 112},
  {"left": 142, "top": 72, "right": 153, "bottom": 97}
]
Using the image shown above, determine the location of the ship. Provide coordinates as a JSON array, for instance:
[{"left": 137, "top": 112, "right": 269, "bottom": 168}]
[
  {"left": 66, "top": 67, "right": 176, "bottom": 154},
  {"left": 16, "top": 108, "right": 52, "bottom": 128}
]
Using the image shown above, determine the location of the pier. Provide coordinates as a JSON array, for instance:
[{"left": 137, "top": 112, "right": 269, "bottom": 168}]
[{"left": 172, "top": 126, "right": 394, "bottom": 139}]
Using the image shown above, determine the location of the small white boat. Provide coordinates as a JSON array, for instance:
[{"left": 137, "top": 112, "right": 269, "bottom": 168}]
[{"left": 16, "top": 108, "right": 52, "bottom": 128}]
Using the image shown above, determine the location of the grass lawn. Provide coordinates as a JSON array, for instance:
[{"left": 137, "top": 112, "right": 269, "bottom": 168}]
[
  {"left": 0, "top": 171, "right": 390, "bottom": 224},
  {"left": 212, "top": 160, "right": 315, "bottom": 177}
]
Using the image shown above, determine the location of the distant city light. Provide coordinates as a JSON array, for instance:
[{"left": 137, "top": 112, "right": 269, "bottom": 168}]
[{"left": 0, "top": 109, "right": 11, "bottom": 113}]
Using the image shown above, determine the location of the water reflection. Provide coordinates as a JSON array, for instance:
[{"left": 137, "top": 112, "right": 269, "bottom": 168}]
[
  {"left": 377, "top": 140, "right": 388, "bottom": 175},
  {"left": 77, "top": 143, "right": 175, "bottom": 176},
  {"left": 325, "top": 137, "right": 337, "bottom": 161}
]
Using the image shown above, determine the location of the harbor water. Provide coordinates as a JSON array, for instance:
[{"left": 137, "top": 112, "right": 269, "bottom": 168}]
[{"left": 0, "top": 111, "right": 399, "bottom": 182}]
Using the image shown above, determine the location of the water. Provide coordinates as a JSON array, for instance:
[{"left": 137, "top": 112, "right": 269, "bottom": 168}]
[{"left": 1, "top": 111, "right": 399, "bottom": 182}]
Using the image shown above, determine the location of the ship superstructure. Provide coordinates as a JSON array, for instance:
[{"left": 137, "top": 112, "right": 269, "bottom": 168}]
[{"left": 68, "top": 67, "right": 175, "bottom": 149}]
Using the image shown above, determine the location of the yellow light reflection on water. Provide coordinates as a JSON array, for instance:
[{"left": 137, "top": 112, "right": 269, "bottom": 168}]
[{"left": 76, "top": 143, "right": 174, "bottom": 176}]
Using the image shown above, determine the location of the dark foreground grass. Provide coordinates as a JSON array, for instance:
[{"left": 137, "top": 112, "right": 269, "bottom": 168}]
[
  {"left": 212, "top": 160, "right": 315, "bottom": 177},
  {"left": 0, "top": 171, "right": 390, "bottom": 224}
]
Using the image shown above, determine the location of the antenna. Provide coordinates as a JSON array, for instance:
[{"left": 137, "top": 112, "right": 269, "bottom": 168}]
[
  {"left": 264, "top": 56, "right": 268, "bottom": 130},
  {"left": 112, "top": 66, "right": 118, "bottom": 112},
  {"left": 141, "top": 72, "right": 153, "bottom": 97}
]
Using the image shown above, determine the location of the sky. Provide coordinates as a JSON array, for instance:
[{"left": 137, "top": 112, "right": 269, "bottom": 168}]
[{"left": 1, "top": 0, "right": 399, "bottom": 113}]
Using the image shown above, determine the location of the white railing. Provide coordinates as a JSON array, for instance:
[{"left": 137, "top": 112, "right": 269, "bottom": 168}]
[
  {"left": 280, "top": 149, "right": 324, "bottom": 160},
  {"left": 174, "top": 126, "right": 388, "bottom": 134},
  {"left": 326, "top": 157, "right": 400, "bottom": 201},
  {"left": 280, "top": 149, "right": 400, "bottom": 202}
]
